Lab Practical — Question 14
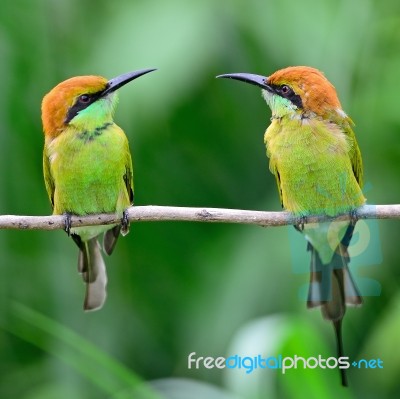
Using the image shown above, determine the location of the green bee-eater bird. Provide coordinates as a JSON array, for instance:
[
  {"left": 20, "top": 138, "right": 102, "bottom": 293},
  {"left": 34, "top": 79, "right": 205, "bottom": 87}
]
[
  {"left": 218, "top": 66, "right": 366, "bottom": 386},
  {"left": 41, "top": 68, "right": 156, "bottom": 311}
]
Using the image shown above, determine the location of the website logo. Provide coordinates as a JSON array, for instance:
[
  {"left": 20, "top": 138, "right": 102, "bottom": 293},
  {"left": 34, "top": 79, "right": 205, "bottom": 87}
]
[{"left": 187, "top": 352, "right": 383, "bottom": 375}]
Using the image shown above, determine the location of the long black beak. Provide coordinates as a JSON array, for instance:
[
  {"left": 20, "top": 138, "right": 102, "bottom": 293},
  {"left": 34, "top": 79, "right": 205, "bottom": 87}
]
[
  {"left": 216, "top": 73, "right": 272, "bottom": 92},
  {"left": 101, "top": 68, "right": 157, "bottom": 97}
]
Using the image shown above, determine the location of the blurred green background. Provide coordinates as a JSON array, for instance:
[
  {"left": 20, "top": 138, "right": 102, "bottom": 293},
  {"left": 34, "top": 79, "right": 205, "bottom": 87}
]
[{"left": 1, "top": 0, "right": 400, "bottom": 398}]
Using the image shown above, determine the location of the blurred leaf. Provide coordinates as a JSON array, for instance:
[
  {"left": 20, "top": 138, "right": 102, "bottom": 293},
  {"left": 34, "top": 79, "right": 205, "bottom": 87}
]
[{"left": 2, "top": 302, "right": 161, "bottom": 399}]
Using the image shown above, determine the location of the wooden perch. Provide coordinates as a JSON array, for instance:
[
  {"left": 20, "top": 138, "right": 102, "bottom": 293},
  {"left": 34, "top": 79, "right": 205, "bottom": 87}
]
[{"left": 0, "top": 204, "right": 399, "bottom": 231}]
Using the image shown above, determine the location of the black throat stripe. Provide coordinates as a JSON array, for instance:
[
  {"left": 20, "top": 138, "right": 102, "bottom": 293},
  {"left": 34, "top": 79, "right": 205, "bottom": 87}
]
[{"left": 77, "top": 122, "right": 112, "bottom": 142}]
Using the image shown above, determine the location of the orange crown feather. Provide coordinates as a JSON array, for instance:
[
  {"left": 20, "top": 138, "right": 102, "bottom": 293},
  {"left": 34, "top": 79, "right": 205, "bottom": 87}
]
[
  {"left": 41, "top": 75, "right": 108, "bottom": 139},
  {"left": 267, "top": 66, "right": 342, "bottom": 117}
]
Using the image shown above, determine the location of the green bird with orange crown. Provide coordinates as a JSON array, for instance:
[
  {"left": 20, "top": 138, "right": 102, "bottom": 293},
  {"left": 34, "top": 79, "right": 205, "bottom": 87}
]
[
  {"left": 218, "top": 66, "right": 366, "bottom": 386},
  {"left": 41, "top": 69, "right": 156, "bottom": 311}
]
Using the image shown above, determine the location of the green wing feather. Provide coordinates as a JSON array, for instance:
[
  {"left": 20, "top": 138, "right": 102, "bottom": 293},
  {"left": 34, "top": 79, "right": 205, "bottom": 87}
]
[
  {"left": 103, "top": 147, "right": 133, "bottom": 254},
  {"left": 124, "top": 151, "right": 134, "bottom": 205},
  {"left": 273, "top": 169, "right": 283, "bottom": 208},
  {"left": 332, "top": 113, "right": 363, "bottom": 188},
  {"left": 345, "top": 123, "right": 363, "bottom": 188},
  {"left": 43, "top": 146, "right": 55, "bottom": 209}
]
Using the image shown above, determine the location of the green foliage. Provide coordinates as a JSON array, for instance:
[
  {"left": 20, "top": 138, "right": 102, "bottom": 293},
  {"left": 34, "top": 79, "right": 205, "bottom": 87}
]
[{"left": 0, "top": 0, "right": 399, "bottom": 398}]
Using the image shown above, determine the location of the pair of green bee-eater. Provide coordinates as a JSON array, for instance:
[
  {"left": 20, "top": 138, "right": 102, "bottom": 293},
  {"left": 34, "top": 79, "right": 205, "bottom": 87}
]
[{"left": 41, "top": 66, "right": 366, "bottom": 386}]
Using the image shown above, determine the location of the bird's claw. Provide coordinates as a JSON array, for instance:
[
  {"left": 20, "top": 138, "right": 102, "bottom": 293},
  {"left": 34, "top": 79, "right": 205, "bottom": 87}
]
[
  {"left": 349, "top": 209, "right": 359, "bottom": 225},
  {"left": 64, "top": 212, "right": 72, "bottom": 236},
  {"left": 121, "top": 209, "right": 130, "bottom": 236},
  {"left": 295, "top": 215, "right": 307, "bottom": 231}
]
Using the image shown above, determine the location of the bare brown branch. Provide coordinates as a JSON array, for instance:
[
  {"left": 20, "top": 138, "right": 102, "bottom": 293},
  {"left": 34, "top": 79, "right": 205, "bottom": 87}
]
[{"left": 0, "top": 204, "right": 398, "bottom": 231}]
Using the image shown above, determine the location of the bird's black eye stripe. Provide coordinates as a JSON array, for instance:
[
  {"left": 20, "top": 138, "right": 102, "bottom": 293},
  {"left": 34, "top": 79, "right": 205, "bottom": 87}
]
[
  {"left": 270, "top": 84, "right": 303, "bottom": 109},
  {"left": 64, "top": 92, "right": 102, "bottom": 124}
]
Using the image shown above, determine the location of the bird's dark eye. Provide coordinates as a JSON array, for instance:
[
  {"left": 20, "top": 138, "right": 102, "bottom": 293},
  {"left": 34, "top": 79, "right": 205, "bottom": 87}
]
[
  {"left": 281, "top": 85, "right": 291, "bottom": 95},
  {"left": 79, "top": 94, "right": 91, "bottom": 103}
]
